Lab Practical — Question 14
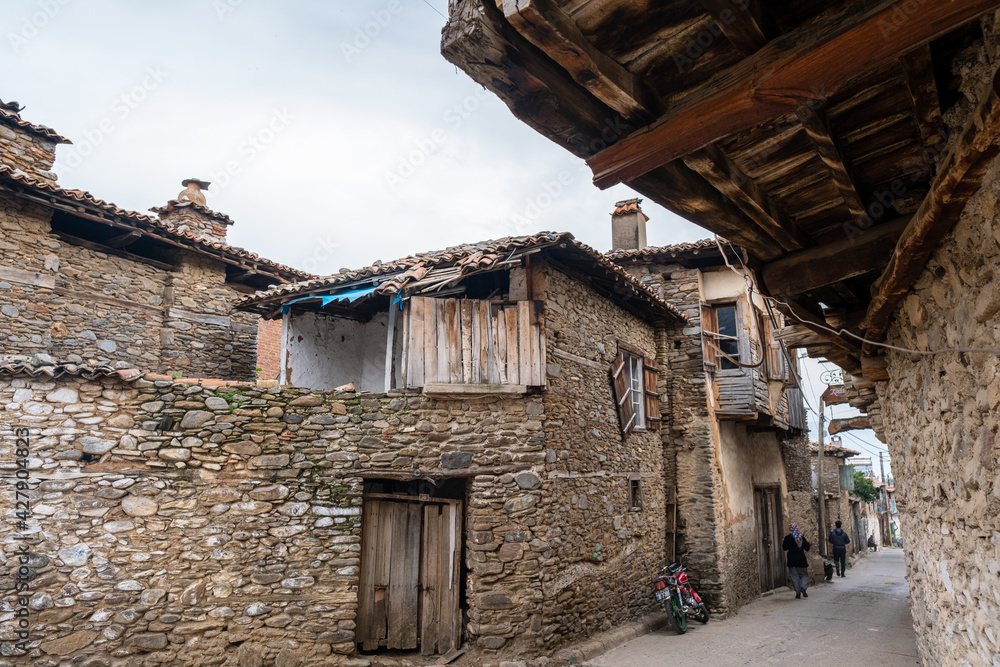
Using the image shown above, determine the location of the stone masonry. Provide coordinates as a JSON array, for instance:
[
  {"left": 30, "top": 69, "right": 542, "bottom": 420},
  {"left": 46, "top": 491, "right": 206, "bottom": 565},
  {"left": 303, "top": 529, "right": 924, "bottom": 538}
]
[{"left": 862, "top": 29, "right": 1000, "bottom": 667}]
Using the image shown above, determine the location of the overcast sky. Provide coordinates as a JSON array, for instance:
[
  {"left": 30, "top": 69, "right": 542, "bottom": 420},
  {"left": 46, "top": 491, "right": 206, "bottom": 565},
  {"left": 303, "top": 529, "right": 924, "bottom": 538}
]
[{"left": 5, "top": 0, "right": 890, "bottom": 471}]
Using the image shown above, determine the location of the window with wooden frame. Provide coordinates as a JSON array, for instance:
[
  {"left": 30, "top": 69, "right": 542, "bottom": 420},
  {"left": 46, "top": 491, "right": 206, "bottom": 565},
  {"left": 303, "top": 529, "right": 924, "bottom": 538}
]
[
  {"left": 758, "top": 309, "right": 787, "bottom": 381},
  {"left": 629, "top": 476, "right": 644, "bottom": 511},
  {"left": 611, "top": 343, "right": 660, "bottom": 437},
  {"left": 701, "top": 302, "right": 742, "bottom": 372}
]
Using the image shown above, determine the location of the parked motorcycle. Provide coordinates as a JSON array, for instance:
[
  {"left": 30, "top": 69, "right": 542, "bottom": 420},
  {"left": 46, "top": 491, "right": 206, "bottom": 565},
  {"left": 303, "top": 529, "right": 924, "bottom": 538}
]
[{"left": 651, "top": 552, "right": 709, "bottom": 634}]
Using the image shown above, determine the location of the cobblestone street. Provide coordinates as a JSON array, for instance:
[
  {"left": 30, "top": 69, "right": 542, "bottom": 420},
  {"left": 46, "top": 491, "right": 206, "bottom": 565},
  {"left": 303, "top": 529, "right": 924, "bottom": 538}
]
[{"left": 586, "top": 550, "right": 919, "bottom": 666}]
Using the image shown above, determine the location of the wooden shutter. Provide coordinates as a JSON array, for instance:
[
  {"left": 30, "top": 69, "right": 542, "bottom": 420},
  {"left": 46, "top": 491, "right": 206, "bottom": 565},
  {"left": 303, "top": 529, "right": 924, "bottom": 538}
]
[
  {"left": 611, "top": 352, "right": 635, "bottom": 437},
  {"left": 700, "top": 303, "right": 717, "bottom": 371},
  {"left": 643, "top": 358, "right": 660, "bottom": 431}
]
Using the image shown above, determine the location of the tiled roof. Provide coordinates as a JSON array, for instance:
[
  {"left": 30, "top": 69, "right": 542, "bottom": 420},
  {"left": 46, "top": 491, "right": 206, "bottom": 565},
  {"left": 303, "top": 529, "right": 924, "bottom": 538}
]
[
  {"left": 605, "top": 238, "right": 723, "bottom": 261},
  {"left": 0, "top": 167, "right": 310, "bottom": 283},
  {"left": 150, "top": 199, "right": 235, "bottom": 226},
  {"left": 237, "top": 231, "right": 686, "bottom": 322},
  {"left": 0, "top": 355, "right": 142, "bottom": 382},
  {"left": 809, "top": 441, "right": 862, "bottom": 457},
  {"left": 0, "top": 104, "right": 71, "bottom": 143}
]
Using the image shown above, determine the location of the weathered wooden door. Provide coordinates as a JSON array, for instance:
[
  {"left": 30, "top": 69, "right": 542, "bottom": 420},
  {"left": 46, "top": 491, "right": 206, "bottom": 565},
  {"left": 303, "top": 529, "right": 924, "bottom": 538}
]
[
  {"left": 357, "top": 496, "right": 462, "bottom": 655},
  {"left": 754, "top": 487, "right": 785, "bottom": 592}
]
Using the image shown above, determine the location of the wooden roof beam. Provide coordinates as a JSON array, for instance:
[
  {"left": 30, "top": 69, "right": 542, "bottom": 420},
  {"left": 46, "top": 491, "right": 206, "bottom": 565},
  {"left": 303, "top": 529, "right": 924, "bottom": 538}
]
[
  {"left": 699, "top": 0, "right": 775, "bottom": 55},
  {"left": 862, "top": 65, "right": 1000, "bottom": 343},
  {"left": 778, "top": 297, "right": 862, "bottom": 373},
  {"left": 586, "top": 0, "right": 1000, "bottom": 189},
  {"left": 502, "top": 0, "right": 662, "bottom": 121},
  {"left": 899, "top": 43, "right": 945, "bottom": 152},
  {"left": 795, "top": 106, "right": 868, "bottom": 226},
  {"left": 761, "top": 217, "right": 909, "bottom": 297},
  {"left": 682, "top": 143, "right": 810, "bottom": 252},
  {"left": 103, "top": 230, "right": 141, "bottom": 248}
]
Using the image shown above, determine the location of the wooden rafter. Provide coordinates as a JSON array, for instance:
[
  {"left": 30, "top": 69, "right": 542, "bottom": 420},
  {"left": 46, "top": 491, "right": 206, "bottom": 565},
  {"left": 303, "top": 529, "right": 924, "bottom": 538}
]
[
  {"left": 502, "top": 0, "right": 662, "bottom": 121},
  {"left": 761, "top": 217, "right": 908, "bottom": 297},
  {"left": 899, "top": 43, "right": 945, "bottom": 152},
  {"left": 103, "top": 230, "right": 141, "bottom": 248},
  {"left": 795, "top": 107, "right": 868, "bottom": 225},
  {"left": 683, "top": 143, "right": 809, "bottom": 252},
  {"left": 778, "top": 297, "right": 862, "bottom": 372},
  {"left": 862, "top": 66, "right": 1000, "bottom": 342},
  {"left": 586, "top": 0, "right": 1000, "bottom": 189},
  {"left": 699, "top": 0, "right": 774, "bottom": 55}
]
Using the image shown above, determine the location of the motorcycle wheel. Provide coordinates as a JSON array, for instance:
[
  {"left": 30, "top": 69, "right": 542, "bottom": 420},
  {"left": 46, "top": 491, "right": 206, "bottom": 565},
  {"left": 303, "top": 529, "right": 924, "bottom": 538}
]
[
  {"left": 694, "top": 602, "right": 710, "bottom": 624},
  {"left": 666, "top": 597, "right": 687, "bottom": 634}
]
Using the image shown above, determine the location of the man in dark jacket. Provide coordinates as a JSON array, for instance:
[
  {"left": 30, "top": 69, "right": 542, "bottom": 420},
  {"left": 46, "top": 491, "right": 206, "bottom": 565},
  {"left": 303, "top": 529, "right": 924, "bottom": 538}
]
[
  {"left": 782, "top": 522, "right": 810, "bottom": 599},
  {"left": 829, "top": 520, "right": 851, "bottom": 577}
]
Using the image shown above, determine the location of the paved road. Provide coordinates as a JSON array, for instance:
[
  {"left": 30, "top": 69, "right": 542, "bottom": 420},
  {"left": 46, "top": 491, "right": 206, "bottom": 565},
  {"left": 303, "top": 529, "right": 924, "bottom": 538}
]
[{"left": 587, "top": 549, "right": 919, "bottom": 666}]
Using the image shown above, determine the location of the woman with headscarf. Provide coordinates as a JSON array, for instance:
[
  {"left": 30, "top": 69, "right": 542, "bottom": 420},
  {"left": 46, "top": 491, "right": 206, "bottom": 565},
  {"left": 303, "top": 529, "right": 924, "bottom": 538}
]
[{"left": 782, "top": 522, "right": 811, "bottom": 599}]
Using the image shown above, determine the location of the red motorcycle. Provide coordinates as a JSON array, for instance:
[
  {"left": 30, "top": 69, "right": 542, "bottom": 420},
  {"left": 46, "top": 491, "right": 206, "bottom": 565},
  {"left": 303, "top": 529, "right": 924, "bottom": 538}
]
[{"left": 651, "top": 552, "right": 710, "bottom": 634}]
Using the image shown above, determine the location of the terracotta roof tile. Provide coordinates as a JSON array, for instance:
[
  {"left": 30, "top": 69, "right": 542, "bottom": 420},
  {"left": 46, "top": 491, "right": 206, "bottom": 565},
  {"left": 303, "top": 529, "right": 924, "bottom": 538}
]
[
  {"left": 0, "top": 105, "right": 71, "bottom": 143},
  {"left": 0, "top": 167, "right": 310, "bottom": 283},
  {"left": 612, "top": 198, "right": 646, "bottom": 217},
  {"left": 237, "top": 231, "right": 686, "bottom": 322},
  {"left": 0, "top": 355, "right": 142, "bottom": 382},
  {"left": 605, "top": 238, "right": 722, "bottom": 261},
  {"left": 809, "top": 441, "right": 862, "bottom": 457}
]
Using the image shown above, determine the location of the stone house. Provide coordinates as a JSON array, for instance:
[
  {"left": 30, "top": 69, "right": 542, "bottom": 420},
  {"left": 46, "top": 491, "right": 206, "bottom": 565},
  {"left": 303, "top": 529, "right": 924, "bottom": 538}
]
[
  {"left": 0, "top": 231, "right": 687, "bottom": 664},
  {"left": 0, "top": 98, "right": 309, "bottom": 381},
  {"left": 607, "top": 201, "right": 810, "bottom": 613}
]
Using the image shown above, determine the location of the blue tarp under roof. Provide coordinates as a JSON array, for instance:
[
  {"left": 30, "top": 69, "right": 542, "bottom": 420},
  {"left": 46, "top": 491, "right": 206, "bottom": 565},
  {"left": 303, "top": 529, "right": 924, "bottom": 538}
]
[{"left": 279, "top": 284, "right": 379, "bottom": 314}]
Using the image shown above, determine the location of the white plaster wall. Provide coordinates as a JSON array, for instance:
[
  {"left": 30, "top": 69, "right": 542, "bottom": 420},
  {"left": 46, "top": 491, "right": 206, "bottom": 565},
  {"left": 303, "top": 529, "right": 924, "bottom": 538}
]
[
  {"left": 717, "top": 421, "right": 786, "bottom": 520},
  {"left": 284, "top": 310, "right": 397, "bottom": 391}
]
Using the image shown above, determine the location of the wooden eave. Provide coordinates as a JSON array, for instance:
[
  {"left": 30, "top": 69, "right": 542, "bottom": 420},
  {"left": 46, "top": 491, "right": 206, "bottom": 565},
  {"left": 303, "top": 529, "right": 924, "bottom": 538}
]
[{"left": 443, "top": 0, "right": 1000, "bottom": 380}]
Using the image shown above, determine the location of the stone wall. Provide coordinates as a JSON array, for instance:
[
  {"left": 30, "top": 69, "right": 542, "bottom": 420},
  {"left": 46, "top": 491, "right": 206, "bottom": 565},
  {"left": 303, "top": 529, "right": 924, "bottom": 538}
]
[
  {"left": 868, "top": 29, "right": 1000, "bottom": 667},
  {"left": 537, "top": 265, "right": 665, "bottom": 651},
  {"left": 0, "top": 196, "right": 257, "bottom": 380},
  {"left": 0, "top": 116, "right": 58, "bottom": 184}
]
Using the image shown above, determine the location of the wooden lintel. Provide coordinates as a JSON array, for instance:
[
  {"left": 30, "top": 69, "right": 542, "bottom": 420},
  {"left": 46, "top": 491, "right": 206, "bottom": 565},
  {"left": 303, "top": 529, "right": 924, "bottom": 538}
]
[
  {"left": 502, "top": 0, "right": 661, "bottom": 120},
  {"left": 760, "top": 217, "right": 909, "bottom": 296},
  {"left": 862, "top": 65, "right": 1000, "bottom": 341},
  {"left": 229, "top": 269, "right": 256, "bottom": 282},
  {"left": 586, "top": 0, "right": 1000, "bottom": 188},
  {"left": 899, "top": 43, "right": 945, "bottom": 152},
  {"left": 354, "top": 464, "right": 532, "bottom": 481},
  {"left": 683, "top": 143, "right": 809, "bottom": 252},
  {"left": 795, "top": 106, "right": 868, "bottom": 224},
  {"left": 699, "top": 0, "right": 775, "bottom": 55}
]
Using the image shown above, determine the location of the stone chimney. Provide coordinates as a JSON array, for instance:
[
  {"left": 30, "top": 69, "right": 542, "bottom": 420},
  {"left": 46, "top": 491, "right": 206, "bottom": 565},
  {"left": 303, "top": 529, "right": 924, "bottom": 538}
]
[
  {"left": 151, "top": 179, "right": 234, "bottom": 244},
  {"left": 0, "top": 99, "right": 70, "bottom": 185},
  {"left": 611, "top": 198, "right": 648, "bottom": 251}
]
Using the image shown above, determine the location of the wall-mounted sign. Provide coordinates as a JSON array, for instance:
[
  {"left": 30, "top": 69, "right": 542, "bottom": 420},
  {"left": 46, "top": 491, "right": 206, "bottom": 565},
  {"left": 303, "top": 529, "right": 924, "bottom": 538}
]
[
  {"left": 828, "top": 416, "right": 871, "bottom": 434},
  {"left": 821, "top": 384, "right": 849, "bottom": 405}
]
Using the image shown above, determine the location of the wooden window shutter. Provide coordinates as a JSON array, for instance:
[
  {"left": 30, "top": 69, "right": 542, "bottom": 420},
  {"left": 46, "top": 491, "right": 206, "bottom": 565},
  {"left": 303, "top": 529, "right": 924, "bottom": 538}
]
[
  {"left": 611, "top": 352, "right": 635, "bottom": 437},
  {"left": 643, "top": 358, "right": 660, "bottom": 431},
  {"left": 700, "top": 303, "right": 717, "bottom": 371}
]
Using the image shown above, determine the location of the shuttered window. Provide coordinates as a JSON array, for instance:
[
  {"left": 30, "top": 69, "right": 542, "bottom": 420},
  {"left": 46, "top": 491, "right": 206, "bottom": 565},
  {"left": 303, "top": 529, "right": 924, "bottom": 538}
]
[{"left": 611, "top": 345, "right": 659, "bottom": 436}]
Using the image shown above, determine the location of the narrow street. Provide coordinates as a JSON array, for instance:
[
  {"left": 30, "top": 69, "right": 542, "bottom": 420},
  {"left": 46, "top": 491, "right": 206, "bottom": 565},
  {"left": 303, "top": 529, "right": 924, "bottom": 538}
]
[{"left": 587, "top": 550, "right": 919, "bottom": 666}]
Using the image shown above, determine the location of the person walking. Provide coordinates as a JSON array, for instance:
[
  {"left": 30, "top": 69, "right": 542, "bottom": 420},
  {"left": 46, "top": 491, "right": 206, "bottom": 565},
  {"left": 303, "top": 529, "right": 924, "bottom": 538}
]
[
  {"left": 783, "top": 522, "right": 811, "bottom": 599},
  {"left": 829, "top": 520, "right": 850, "bottom": 577}
]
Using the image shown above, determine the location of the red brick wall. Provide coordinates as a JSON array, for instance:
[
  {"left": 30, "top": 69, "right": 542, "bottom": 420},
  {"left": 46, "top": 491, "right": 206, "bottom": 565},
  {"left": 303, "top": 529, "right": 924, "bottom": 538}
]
[{"left": 256, "top": 317, "right": 282, "bottom": 380}]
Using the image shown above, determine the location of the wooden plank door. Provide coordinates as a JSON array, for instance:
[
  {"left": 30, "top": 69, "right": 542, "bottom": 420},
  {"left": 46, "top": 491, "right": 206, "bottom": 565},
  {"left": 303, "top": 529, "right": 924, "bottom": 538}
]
[
  {"left": 754, "top": 487, "right": 785, "bottom": 592},
  {"left": 421, "top": 501, "right": 462, "bottom": 656},
  {"left": 357, "top": 499, "right": 421, "bottom": 651},
  {"left": 754, "top": 488, "right": 771, "bottom": 592},
  {"left": 766, "top": 488, "right": 785, "bottom": 590}
]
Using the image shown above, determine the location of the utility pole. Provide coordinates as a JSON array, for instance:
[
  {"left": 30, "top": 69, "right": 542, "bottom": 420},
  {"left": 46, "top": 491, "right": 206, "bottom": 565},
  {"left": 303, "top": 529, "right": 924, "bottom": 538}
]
[
  {"left": 879, "top": 452, "right": 889, "bottom": 546},
  {"left": 818, "top": 398, "right": 826, "bottom": 558}
]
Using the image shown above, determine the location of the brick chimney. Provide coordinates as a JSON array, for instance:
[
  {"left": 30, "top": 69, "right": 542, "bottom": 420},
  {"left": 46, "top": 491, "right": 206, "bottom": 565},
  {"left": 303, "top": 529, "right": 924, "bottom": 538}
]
[
  {"left": 611, "top": 197, "right": 648, "bottom": 251},
  {"left": 151, "top": 179, "right": 233, "bottom": 244},
  {"left": 0, "top": 99, "right": 70, "bottom": 185}
]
